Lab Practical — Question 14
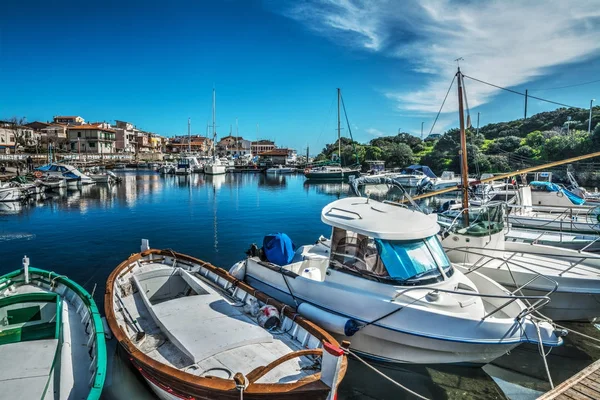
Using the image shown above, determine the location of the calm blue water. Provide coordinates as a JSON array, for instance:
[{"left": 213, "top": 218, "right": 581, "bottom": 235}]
[{"left": 1, "top": 171, "right": 599, "bottom": 400}]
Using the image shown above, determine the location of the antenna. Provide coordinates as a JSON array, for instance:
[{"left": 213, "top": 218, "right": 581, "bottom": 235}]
[{"left": 454, "top": 57, "right": 464, "bottom": 69}]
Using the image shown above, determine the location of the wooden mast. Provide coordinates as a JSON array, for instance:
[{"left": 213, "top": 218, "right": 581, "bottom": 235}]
[
  {"left": 457, "top": 68, "right": 469, "bottom": 226},
  {"left": 337, "top": 88, "right": 342, "bottom": 177}
]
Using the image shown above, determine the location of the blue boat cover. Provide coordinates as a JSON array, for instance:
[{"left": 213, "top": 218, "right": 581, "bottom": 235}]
[
  {"left": 35, "top": 164, "right": 52, "bottom": 171},
  {"left": 263, "top": 233, "right": 295, "bottom": 266},
  {"left": 530, "top": 181, "right": 585, "bottom": 205},
  {"left": 406, "top": 165, "right": 437, "bottom": 179}
]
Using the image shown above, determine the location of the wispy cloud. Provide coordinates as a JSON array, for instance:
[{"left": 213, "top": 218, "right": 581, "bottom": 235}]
[
  {"left": 366, "top": 127, "right": 385, "bottom": 137},
  {"left": 275, "top": 0, "right": 600, "bottom": 113}
]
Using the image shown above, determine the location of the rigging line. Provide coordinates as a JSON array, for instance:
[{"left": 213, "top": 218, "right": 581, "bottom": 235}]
[
  {"left": 530, "top": 78, "right": 600, "bottom": 91},
  {"left": 340, "top": 94, "right": 360, "bottom": 165},
  {"left": 463, "top": 75, "right": 582, "bottom": 109},
  {"left": 429, "top": 74, "right": 457, "bottom": 136}
]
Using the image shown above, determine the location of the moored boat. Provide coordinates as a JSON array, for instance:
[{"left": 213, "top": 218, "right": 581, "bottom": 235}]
[
  {"left": 0, "top": 258, "right": 106, "bottom": 399},
  {"left": 266, "top": 165, "right": 294, "bottom": 174},
  {"left": 232, "top": 197, "right": 562, "bottom": 365},
  {"left": 105, "top": 242, "right": 348, "bottom": 400},
  {"left": 36, "top": 163, "right": 95, "bottom": 186},
  {"left": 0, "top": 182, "right": 27, "bottom": 202}
]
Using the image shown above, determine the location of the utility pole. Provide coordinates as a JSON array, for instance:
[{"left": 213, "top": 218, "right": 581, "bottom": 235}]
[
  {"left": 457, "top": 67, "right": 469, "bottom": 227},
  {"left": 590, "top": 99, "right": 596, "bottom": 134},
  {"left": 524, "top": 89, "right": 528, "bottom": 119}
]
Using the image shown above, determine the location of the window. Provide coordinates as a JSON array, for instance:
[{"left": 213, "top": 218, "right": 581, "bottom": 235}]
[
  {"left": 375, "top": 236, "right": 452, "bottom": 283},
  {"left": 77, "top": 132, "right": 81, "bottom": 137},
  {"left": 90, "top": 142, "right": 95, "bottom": 147}
]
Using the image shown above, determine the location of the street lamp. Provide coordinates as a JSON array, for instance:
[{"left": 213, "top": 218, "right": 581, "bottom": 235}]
[{"left": 590, "top": 99, "right": 596, "bottom": 134}]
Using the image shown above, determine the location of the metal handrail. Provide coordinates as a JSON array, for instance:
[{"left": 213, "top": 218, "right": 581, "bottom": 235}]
[
  {"left": 326, "top": 207, "right": 362, "bottom": 219},
  {"left": 443, "top": 246, "right": 560, "bottom": 318}
]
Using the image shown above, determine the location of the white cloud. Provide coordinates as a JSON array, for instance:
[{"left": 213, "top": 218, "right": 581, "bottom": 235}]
[
  {"left": 277, "top": 0, "right": 600, "bottom": 113},
  {"left": 366, "top": 127, "right": 385, "bottom": 137}
]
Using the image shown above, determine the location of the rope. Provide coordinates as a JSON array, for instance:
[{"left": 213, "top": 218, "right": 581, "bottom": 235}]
[
  {"left": 534, "top": 320, "right": 554, "bottom": 389},
  {"left": 428, "top": 75, "right": 456, "bottom": 136},
  {"left": 279, "top": 269, "right": 299, "bottom": 307},
  {"left": 346, "top": 349, "right": 431, "bottom": 400}
]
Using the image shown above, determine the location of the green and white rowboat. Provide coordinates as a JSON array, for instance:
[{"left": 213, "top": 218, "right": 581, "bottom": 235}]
[{"left": 0, "top": 257, "right": 106, "bottom": 400}]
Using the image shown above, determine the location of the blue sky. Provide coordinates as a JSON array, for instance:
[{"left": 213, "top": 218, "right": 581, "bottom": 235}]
[{"left": 1, "top": 0, "right": 600, "bottom": 154}]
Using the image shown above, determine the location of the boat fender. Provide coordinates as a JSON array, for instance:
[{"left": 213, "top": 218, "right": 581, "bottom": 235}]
[
  {"left": 243, "top": 297, "right": 260, "bottom": 317},
  {"left": 298, "top": 302, "right": 362, "bottom": 337},
  {"left": 229, "top": 260, "right": 246, "bottom": 280},
  {"left": 257, "top": 305, "right": 280, "bottom": 329}
]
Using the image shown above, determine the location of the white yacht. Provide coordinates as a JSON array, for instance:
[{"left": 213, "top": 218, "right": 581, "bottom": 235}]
[
  {"left": 174, "top": 157, "right": 192, "bottom": 175},
  {"left": 231, "top": 197, "right": 562, "bottom": 365},
  {"left": 35, "top": 163, "right": 95, "bottom": 186},
  {"left": 441, "top": 203, "right": 600, "bottom": 321},
  {"left": 266, "top": 165, "right": 294, "bottom": 174}
]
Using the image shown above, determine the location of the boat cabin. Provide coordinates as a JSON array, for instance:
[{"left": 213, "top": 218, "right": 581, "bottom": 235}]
[{"left": 321, "top": 198, "right": 451, "bottom": 285}]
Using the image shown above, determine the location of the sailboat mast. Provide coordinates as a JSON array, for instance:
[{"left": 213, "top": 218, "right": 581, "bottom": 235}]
[
  {"left": 457, "top": 68, "right": 469, "bottom": 226},
  {"left": 212, "top": 88, "right": 216, "bottom": 157},
  {"left": 337, "top": 88, "right": 341, "bottom": 166},
  {"left": 188, "top": 118, "right": 191, "bottom": 153}
]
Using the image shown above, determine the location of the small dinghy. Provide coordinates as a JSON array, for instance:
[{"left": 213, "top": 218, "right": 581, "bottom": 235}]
[
  {"left": 0, "top": 257, "right": 106, "bottom": 399},
  {"left": 105, "top": 241, "right": 348, "bottom": 400}
]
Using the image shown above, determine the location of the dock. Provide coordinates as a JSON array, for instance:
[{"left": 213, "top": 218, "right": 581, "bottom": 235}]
[{"left": 538, "top": 358, "right": 600, "bottom": 400}]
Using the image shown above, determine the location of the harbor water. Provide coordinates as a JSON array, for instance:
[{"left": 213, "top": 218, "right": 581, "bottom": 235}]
[{"left": 1, "top": 171, "right": 600, "bottom": 400}]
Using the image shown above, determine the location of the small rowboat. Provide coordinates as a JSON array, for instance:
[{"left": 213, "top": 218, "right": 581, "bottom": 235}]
[
  {"left": 105, "top": 241, "right": 348, "bottom": 400},
  {"left": 0, "top": 258, "right": 106, "bottom": 399}
]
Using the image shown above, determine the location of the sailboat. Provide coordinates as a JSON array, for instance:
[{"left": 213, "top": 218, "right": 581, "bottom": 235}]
[
  {"left": 304, "top": 89, "right": 361, "bottom": 182},
  {"left": 436, "top": 68, "right": 600, "bottom": 321},
  {"left": 204, "top": 89, "right": 227, "bottom": 175}
]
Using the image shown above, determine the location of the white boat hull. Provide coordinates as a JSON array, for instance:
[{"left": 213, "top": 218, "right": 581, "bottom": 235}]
[
  {"left": 204, "top": 164, "right": 226, "bottom": 175},
  {"left": 0, "top": 187, "right": 24, "bottom": 202}
]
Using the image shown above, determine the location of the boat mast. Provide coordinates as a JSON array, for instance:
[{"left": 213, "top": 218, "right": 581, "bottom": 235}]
[
  {"left": 457, "top": 67, "right": 469, "bottom": 226},
  {"left": 212, "top": 88, "right": 216, "bottom": 158},
  {"left": 188, "top": 118, "right": 191, "bottom": 153},
  {"left": 337, "top": 88, "right": 341, "bottom": 164}
]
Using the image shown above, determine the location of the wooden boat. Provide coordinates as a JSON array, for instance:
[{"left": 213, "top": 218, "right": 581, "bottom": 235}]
[
  {"left": 105, "top": 241, "right": 348, "bottom": 400},
  {"left": 0, "top": 259, "right": 106, "bottom": 399}
]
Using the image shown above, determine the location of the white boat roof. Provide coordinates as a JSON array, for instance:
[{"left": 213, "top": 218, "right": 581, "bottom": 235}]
[{"left": 321, "top": 197, "right": 440, "bottom": 240}]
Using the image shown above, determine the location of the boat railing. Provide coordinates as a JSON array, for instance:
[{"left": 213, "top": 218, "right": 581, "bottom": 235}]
[
  {"left": 391, "top": 282, "right": 551, "bottom": 320},
  {"left": 443, "top": 246, "right": 559, "bottom": 317}
]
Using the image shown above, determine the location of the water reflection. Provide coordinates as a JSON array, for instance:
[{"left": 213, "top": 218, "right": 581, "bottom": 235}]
[{"left": 303, "top": 181, "right": 350, "bottom": 198}]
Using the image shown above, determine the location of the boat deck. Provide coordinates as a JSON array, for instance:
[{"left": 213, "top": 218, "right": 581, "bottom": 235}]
[
  {"left": 538, "top": 358, "right": 600, "bottom": 399},
  {"left": 120, "top": 269, "right": 314, "bottom": 383},
  {"left": 0, "top": 339, "right": 57, "bottom": 400}
]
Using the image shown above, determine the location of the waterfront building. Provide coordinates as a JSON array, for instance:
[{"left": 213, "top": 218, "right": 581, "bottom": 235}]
[
  {"left": 53, "top": 115, "right": 85, "bottom": 125},
  {"left": 166, "top": 135, "right": 212, "bottom": 153},
  {"left": 67, "top": 124, "right": 116, "bottom": 154},
  {"left": 251, "top": 139, "right": 275, "bottom": 155},
  {"left": 0, "top": 121, "right": 17, "bottom": 154},
  {"left": 114, "top": 120, "right": 139, "bottom": 153},
  {"left": 258, "top": 148, "right": 290, "bottom": 165},
  {"left": 217, "top": 135, "right": 251, "bottom": 157},
  {"left": 41, "top": 124, "right": 68, "bottom": 140}
]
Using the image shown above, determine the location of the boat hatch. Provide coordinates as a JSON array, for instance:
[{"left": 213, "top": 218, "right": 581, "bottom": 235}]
[
  {"left": 134, "top": 268, "right": 209, "bottom": 306},
  {"left": 0, "top": 292, "right": 61, "bottom": 345},
  {"left": 330, "top": 227, "right": 454, "bottom": 285}
]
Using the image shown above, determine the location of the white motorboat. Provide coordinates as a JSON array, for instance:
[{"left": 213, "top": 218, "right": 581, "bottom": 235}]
[
  {"left": 204, "top": 157, "right": 227, "bottom": 175},
  {"left": 181, "top": 155, "right": 203, "bottom": 173},
  {"left": 391, "top": 165, "right": 435, "bottom": 188},
  {"left": 0, "top": 258, "right": 106, "bottom": 399},
  {"left": 427, "top": 171, "right": 463, "bottom": 191},
  {"left": 0, "top": 182, "right": 26, "bottom": 202},
  {"left": 36, "top": 176, "right": 67, "bottom": 190},
  {"left": 174, "top": 157, "right": 192, "bottom": 175},
  {"left": 105, "top": 241, "right": 348, "bottom": 400},
  {"left": 158, "top": 162, "right": 175, "bottom": 174},
  {"left": 441, "top": 204, "right": 600, "bottom": 321},
  {"left": 266, "top": 165, "right": 294, "bottom": 174},
  {"left": 504, "top": 228, "right": 600, "bottom": 252},
  {"left": 35, "top": 163, "right": 95, "bottom": 186},
  {"left": 232, "top": 197, "right": 561, "bottom": 365},
  {"left": 87, "top": 169, "right": 120, "bottom": 184}
]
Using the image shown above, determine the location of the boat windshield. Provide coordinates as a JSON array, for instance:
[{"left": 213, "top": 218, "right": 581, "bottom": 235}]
[{"left": 375, "top": 236, "right": 451, "bottom": 283}]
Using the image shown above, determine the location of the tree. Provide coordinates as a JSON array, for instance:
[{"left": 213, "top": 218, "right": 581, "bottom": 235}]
[{"left": 4, "top": 117, "right": 27, "bottom": 151}]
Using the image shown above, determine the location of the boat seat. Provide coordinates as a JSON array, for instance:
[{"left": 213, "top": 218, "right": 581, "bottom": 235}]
[
  {"left": 0, "top": 339, "right": 58, "bottom": 400},
  {"left": 144, "top": 280, "right": 273, "bottom": 364}
]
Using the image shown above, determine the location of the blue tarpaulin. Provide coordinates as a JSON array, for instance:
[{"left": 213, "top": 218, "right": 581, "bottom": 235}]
[
  {"left": 530, "top": 181, "right": 585, "bottom": 205},
  {"left": 263, "top": 233, "right": 295, "bottom": 266}
]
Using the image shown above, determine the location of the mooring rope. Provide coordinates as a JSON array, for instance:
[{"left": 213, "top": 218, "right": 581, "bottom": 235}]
[{"left": 346, "top": 349, "right": 431, "bottom": 400}]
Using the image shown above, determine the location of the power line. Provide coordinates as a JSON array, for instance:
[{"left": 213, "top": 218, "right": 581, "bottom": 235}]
[
  {"left": 463, "top": 75, "right": 583, "bottom": 109},
  {"left": 429, "top": 74, "right": 456, "bottom": 136},
  {"left": 530, "top": 78, "right": 600, "bottom": 91}
]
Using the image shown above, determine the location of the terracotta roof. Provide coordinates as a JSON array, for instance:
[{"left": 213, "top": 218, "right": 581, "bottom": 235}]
[
  {"left": 54, "top": 116, "right": 81, "bottom": 119},
  {"left": 67, "top": 124, "right": 116, "bottom": 132},
  {"left": 259, "top": 149, "right": 289, "bottom": 156}
]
